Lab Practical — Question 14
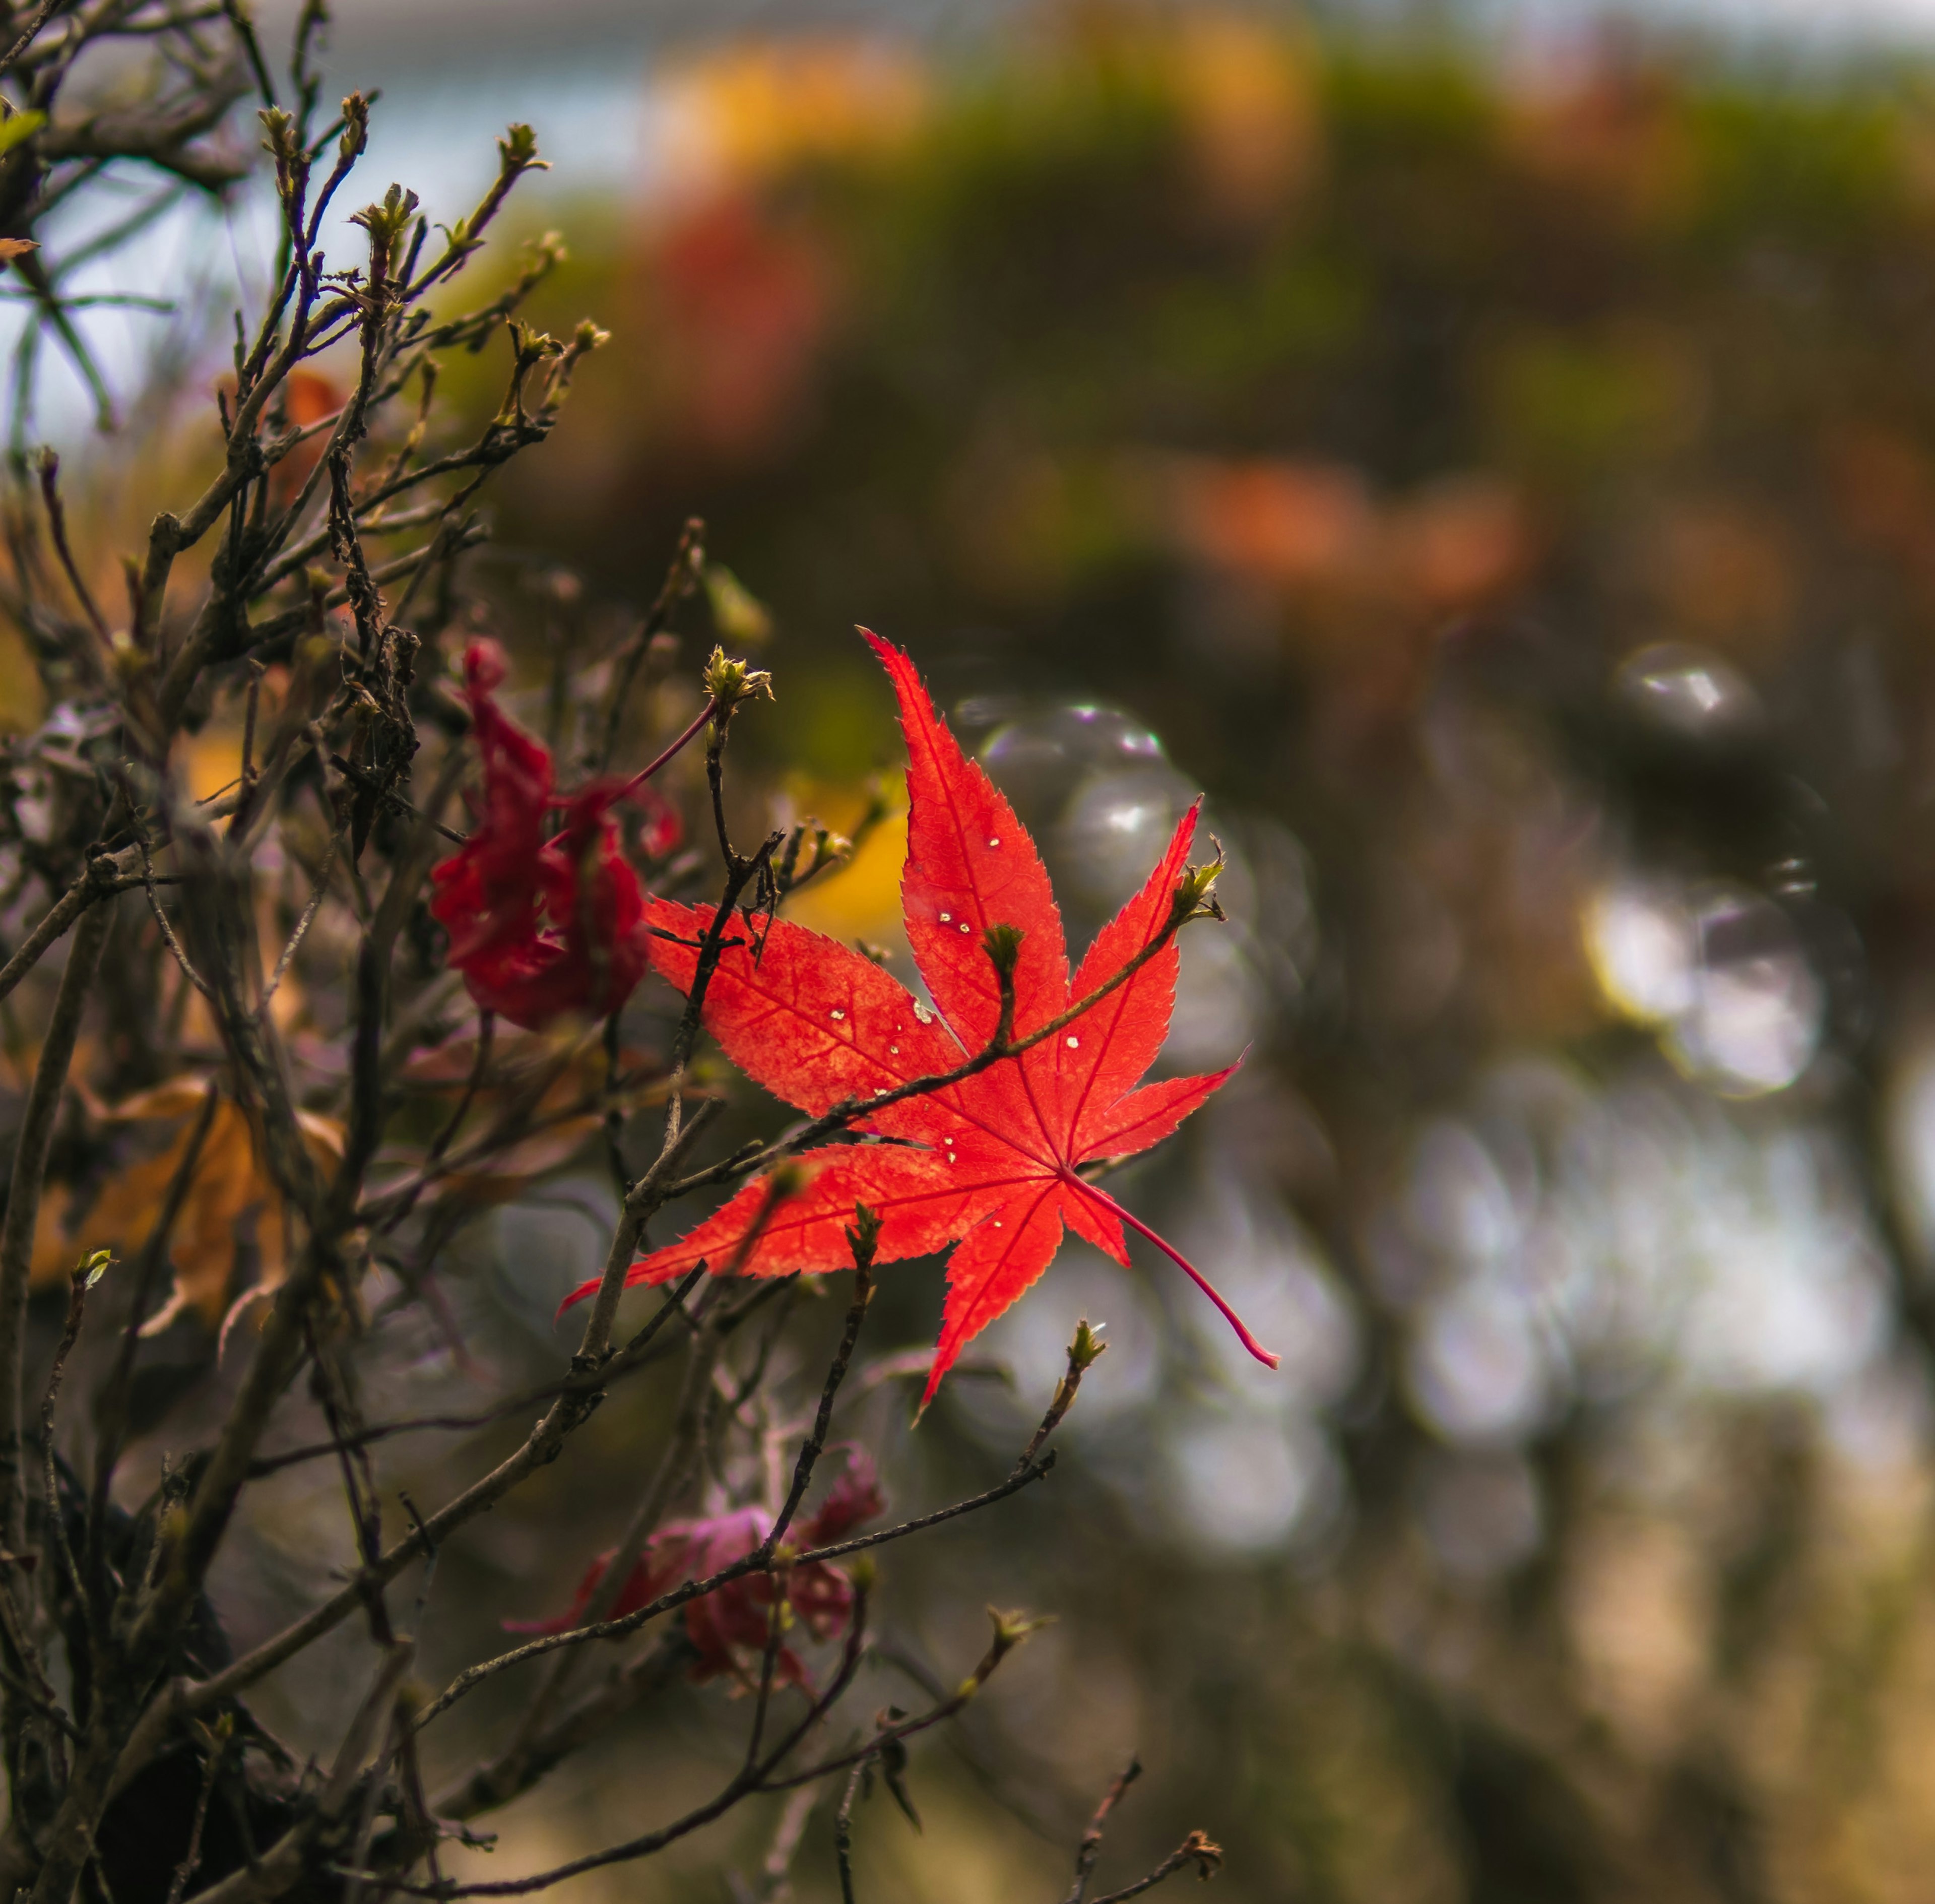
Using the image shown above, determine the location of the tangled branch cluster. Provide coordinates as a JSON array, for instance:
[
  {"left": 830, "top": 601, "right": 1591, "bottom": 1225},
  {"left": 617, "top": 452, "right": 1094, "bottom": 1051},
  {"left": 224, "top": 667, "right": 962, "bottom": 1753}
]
[{"left": 0, "top": 7, "right": 1228, "bottom": 1899}]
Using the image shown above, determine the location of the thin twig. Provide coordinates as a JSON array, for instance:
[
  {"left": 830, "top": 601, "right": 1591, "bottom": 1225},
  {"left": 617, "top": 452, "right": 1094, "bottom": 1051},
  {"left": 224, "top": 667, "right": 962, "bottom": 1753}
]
[
  {"left": 0, "top": 0, "right": 57, "bottom": 81},
  {"left": 329, "top": 753, "right": 467, "bottom": 844},
  {"left": 160, "top": 1727, "right": 229, "bottom": 1904},
  {"left": 1089, "top": 1834, "right": 1223, "bottom": 1904},
  {"left": 1066, "top": 1759, "right": 1141, "bottom": 1904},
  {"left": 124, "top": 788, "right": 212, "bottom": 1000},
  {"left": 597, "top": 517, "right": 703, "bottom": 774},
  {"left": 0, "top": 897, "right": 113, "bottom": 1561},
  {"left": 764, "top": 1227, "right": 875, "bottom": 1556},
  {"left": 36, "top": 451, "right": 110, "bottom": 648},
  {"left": 88, "top": 1079, "right": 220, "bottom": 1595},
  {"left": 40, "top": 1262, "right": 98, "bottom": 1626},
  {"left": 256, "top": 810, "right": 348, "bottom": 1016},
  {"left": 835, "top": 1760, "right": 867, "bottom": 1904}
]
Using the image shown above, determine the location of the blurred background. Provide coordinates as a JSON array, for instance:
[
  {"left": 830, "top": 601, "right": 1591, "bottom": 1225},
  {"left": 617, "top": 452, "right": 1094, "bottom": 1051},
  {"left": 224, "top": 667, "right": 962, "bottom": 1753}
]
[{"left": 33, "top": 0, "right": 1935, "bottom": 1897}]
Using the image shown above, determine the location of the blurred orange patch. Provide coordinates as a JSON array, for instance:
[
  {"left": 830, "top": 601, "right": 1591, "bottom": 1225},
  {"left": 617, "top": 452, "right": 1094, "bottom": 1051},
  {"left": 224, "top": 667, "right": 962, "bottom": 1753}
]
[
  {"left": 1171, "top": 15, "right": 1320, "bottom": 223},
  {"left": 32, "top": 1079, "right": 344, "bottom": 1335},
  {"left": 1649, "top": 494, "right": 1794, "bottom": 653},
  {"left": 654, "top": 38, "right": 929, "bottom": 196},
  {"left": 1156, "top": 454, "right": 1531, "bottom": 618}
]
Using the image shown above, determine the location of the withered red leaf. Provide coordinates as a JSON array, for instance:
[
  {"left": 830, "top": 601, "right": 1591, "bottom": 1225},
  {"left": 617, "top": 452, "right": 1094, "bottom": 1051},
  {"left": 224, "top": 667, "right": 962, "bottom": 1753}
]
[{"left": 430, "top": 640, "right": 663, "bottom": 1031}]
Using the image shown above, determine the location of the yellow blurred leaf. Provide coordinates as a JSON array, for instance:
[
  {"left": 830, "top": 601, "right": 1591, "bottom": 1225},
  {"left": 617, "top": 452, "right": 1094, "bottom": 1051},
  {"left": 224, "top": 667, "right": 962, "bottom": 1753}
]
[
  {"left": 0, "top": 115, "right": 45, "bottom": 162},
  {"left": 784, "top": 808, "right": 909, "bottom": 953},
  {"left": 32, "top": 1082, "right": 344, "bottom": 1332}
]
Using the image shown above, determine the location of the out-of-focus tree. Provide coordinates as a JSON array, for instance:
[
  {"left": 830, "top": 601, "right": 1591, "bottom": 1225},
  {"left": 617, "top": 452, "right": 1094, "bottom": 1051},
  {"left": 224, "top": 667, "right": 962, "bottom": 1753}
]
[{"left": 435, "top": 13, "right": 1935, "bottom": 1899}]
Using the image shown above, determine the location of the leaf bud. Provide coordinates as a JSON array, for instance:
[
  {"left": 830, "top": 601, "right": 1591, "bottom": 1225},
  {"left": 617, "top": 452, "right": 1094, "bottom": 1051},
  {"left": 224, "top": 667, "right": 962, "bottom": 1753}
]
[
  {"left": 964, "top": 1605, "right": 1053, "bottom": 1695},
  {"left": 981, "top": 922, "right": 1025, "bottom": 980},
  {"left": 258, "top": 106, "right": 298, "bottom": 165},
  {"left": 847, "top": 1553, "right": 877, "bottom": 1595},
  {"left": 1067, "top": 1316, "right": 1108, "bottom": 1372},
  {"left": 703, "top": 645, "right": 774, "bottom": 711},
  {"left": 499, "top": 123, "right": 547, "bottom": 174},
  {"left": 76, "top": 1249, "right": 113, "bottom": 1290},
  {"left": 846, "top": 1201, "right": 883, "bottom": 1268},
  {"left": 1170, "top": 838, "right": 1227, "bottom": 926},
  {"left": 339, "top": 94, "right": 371, "bottom": 164},
  {"left": 351, "top": 184, "right": 421, "bottom": 277},
  {"left": 508, "top": 320, "right": 561, "bottom": 366}
]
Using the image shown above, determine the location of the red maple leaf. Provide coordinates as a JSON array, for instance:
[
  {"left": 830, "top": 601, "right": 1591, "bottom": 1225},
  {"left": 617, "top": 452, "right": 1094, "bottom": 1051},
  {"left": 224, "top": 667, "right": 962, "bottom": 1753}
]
[
  {"left": 564, "top": 630, "right": 1278, "bottom": 1403},
  {"left": 430, "top": 640, "right": 678, "bottom": 1031}
]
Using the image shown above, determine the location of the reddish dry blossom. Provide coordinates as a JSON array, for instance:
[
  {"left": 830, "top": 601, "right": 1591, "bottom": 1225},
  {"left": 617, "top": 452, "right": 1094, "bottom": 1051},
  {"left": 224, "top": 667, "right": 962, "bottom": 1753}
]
[
  {"left": 505, "top": 1451, "right": 883, "bottom": 1692},
  {"left": 429, "top": 640, "right": 660, "bottom": 1031},
  {"left": 564, "top": 631, "right": 1277, "bottom": 1404}
]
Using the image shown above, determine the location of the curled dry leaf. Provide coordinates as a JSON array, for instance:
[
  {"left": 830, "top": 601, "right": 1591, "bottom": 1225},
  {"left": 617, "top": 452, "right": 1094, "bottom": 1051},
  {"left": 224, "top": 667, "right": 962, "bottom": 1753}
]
[
  {"left": 31, "top": 1077, "right": 344, "bottom": 1336},
  {"left": 430, "top": 640, "right": 667, "bottom": 1031}
]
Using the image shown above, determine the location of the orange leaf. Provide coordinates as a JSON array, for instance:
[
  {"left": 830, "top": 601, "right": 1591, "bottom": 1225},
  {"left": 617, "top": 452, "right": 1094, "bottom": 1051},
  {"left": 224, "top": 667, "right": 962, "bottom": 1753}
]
[{"left": 32, "top": 1082, "right": 344, "bottom": 1331}]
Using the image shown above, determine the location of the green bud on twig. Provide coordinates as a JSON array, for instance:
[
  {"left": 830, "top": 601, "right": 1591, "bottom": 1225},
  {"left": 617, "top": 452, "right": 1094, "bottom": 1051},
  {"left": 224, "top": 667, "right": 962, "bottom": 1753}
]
[
  {"left": 507, "top": 321, "right": 561, "bottom": 368},
  {"left": 351, "top": 183, "right": 420, "bottom": 282},
  {"left": 339, "top": 93, "right": 370, "bottom": 165},
  {"left": 981, "top": 922, "right": 1025, "bottom": 981},
  {"left": 498, "top": 123, "right": 547, "bottom": 176},
  {"left": 1067, "top": 1316, "right": 1107, "bottom": 1372},
  {"left": 846, "top": 1201, "right": 883, "bottom": 1270},
  {"left": 958, "top": 1604, "right": 1054, "bottom": 1698},
  {"left": 703, "top": 645, "right": 773, "bottom": 712},
  {"left": 1171, "top": 838, "right": 1228, "bottom": 928},
  {"left": 258, "top": 106, "right": 298, "bottom": 165}
]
